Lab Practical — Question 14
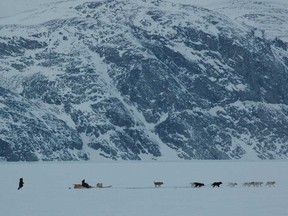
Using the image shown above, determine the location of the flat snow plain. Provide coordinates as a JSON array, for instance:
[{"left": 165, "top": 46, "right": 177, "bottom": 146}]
[{"left": 1, "top": 161, "right": 288, "bottom": 216}]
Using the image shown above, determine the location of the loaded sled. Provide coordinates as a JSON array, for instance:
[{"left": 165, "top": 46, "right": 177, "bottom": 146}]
[{"left": 73, "top": 183, "right": 112, "bottom": 189}]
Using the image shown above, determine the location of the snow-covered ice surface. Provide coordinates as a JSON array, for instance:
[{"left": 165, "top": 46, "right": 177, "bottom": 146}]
[{"left": 1, "top": 161, "right": 288, "bottom": 216}]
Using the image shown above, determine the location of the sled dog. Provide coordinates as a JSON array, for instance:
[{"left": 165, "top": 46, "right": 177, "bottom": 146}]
[
  {"left": 212, "top": 182, "right": 223, "bottom": 187},
  {"left": 228, "top": 182, "right": 237, "bottom": 187},
  {"left": 191, "top": 182, "right": 205, "bottom": 188},
  {"left": 154, "top": 181, "right": 163, "bottom": 187},
  {"left": 266, "top": 181, "right": 276, "bottom": 187}
]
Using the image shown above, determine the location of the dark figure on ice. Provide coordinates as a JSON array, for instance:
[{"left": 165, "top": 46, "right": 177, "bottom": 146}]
[
  {"left": 212, "top": 182, "right": 222, "bottom": 187},
  {"left": 18, "top": 178, "right": 24, "bottom": 190},
  {"left": 153, "top": 181, "right": 164, "bottom": 187},
  {"left": 191, "top": 182, "right": 205, "bottom": 188},
  {"left": 82, "top": 179, "right": 92, "bottom": 188}
]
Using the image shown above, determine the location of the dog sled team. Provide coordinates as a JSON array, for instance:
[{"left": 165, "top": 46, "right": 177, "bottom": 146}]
[
  {"left": 17, "top": 177, "right": 276, "bottom": 190},
  {"left": 73, "top": 180, "right": 276, "bottom": 189},
  {"left": 190, "top": 181, "right": 276, "bottom": 188},
  {"left": 155, "top": 180, "right": 276, "bottom": 188}
]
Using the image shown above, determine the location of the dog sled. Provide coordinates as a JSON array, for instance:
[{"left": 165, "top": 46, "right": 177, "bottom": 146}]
[{"left": 73, "top": 183, "right": 112, "bottom": 189}]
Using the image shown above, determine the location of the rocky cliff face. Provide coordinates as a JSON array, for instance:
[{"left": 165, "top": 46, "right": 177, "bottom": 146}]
[
  {"left": 0, "top": 87, "right": 86, "bottom": 161},
  {"left": 0, "top": 0, "right": 288, "bottom": 161}
]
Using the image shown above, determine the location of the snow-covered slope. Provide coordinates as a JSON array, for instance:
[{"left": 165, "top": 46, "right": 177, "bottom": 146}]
[
  {"left": 211, "top": 0, "right": 288, "bottom": 42},
  {"left": 0, "top": 0, "right": 288, "bottom": 161}
]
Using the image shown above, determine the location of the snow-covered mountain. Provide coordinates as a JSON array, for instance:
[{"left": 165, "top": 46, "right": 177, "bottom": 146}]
[{"left": 1, "top": 0, "right": 288, "bottom": 161}]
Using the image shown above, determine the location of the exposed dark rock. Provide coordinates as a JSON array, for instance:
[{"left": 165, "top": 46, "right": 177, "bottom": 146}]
[{"left": 0, "top": 0, "right": 288, "bottom": 161}]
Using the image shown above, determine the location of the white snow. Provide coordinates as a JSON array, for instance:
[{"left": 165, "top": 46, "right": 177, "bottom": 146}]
[
  {"left": 1, "top": 161, "right": 288, "bottom": 216},
  {"left": 0, "top": 0, "right": 87, "bottom": 25}
]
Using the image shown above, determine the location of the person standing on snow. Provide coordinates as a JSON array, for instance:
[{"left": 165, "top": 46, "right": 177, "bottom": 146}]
[{"left": 18, "top": 178, "right": 24, "bottom": 190}]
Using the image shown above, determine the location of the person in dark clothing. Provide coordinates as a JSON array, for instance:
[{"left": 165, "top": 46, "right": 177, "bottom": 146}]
[
  {"left": 81, "top": 179, "right": 92, "bottom": 188},
  {"left": 18, "top": 178, "right": 24, "bottom": 190}
]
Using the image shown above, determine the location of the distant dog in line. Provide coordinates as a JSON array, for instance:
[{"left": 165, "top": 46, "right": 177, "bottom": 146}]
[
  {"left": 266, "top": 181, "right": 276, "bottom": 187},
  {"left": 243, "top": 182, "right": 251, "bottom": 187},
  {"left": 212, "top": 182, "right": 222, "bottom": 187},
  {"left": 191, "top": 182, "right": 205, "bottom": 188},
  {"left": 228, "top": 182, "right": 238, "bottom": 187},
  {"left": 243, "top": 181, "right": 263, "bottom": 187},
  {"left": 154, "top": 181, "right": 163, "bottom": 187}
]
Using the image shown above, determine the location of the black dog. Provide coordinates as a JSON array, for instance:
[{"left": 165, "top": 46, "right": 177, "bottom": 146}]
[
  {"left": 212, "top": 182, "right": 222, "bottom": 187},
  {"left": 191, "top": 182, "right": 205, "bottom": 188},
  {"left": 154, "top": 181, "right": 164, "bottom": 187}
]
